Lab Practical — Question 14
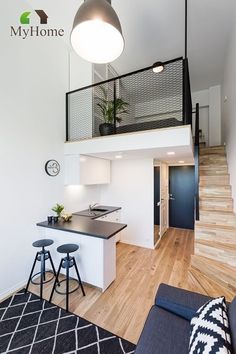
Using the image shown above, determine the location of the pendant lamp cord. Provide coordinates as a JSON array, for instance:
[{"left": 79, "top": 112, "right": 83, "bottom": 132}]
[{"left": 185, "top": 0, "right": 188, "bottom": 59}]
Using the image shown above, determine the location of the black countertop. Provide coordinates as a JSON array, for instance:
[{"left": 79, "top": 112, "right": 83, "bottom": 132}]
[{"left": 37, "top": 206, "right": 126, "bottom": 240}]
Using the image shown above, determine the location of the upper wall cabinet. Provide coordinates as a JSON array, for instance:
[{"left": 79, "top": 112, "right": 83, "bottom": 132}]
[{"left": 65, "top": 154, "right": 110, "bottom": 186}]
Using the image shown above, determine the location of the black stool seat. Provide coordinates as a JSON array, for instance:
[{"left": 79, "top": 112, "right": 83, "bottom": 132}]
[
  {"left": 57, "top": 244, "right": 79, "bottom": 254},
  {"left": 33, "top": 239, "right": 54, "bottom": 248}
]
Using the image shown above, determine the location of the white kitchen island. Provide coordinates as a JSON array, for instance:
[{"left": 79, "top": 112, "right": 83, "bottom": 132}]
[{"left": 37, "top": 209, "right": 126, "bottom": 292}]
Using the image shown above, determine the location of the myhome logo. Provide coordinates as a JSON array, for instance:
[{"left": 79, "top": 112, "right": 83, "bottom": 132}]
[{"left": 11, "top": 10, "right": 64, "bottom": 39}]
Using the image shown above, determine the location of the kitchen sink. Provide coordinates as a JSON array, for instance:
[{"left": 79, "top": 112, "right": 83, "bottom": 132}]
[
  {"left": 91, "top": 208, "right": 108, "bottom": 212},
  {"left": 74, "top": 208, "right": 108, "bottom": 218}
]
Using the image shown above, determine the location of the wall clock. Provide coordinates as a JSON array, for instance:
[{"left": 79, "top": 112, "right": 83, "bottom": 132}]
[{"left": 45, "top": 160, "right": 60, "bottom": 177}]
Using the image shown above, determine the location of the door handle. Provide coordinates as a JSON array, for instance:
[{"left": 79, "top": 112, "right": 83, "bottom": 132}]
[{"left": 157, "top": 202, "right": 160, "bottom": 206}]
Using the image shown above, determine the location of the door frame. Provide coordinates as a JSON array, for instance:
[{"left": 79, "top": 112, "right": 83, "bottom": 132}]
[{"left": 153, "top": 162, "right": 169, "bottom": 248}]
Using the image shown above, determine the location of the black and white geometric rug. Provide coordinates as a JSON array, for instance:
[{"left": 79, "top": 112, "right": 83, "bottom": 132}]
[{"left": 0, "top": 289, "right": 136, "bottom": 354}]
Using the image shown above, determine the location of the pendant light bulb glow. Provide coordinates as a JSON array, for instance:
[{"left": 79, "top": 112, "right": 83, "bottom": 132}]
[{"left": 71, "top": 0, "right": 124, "bottom": 64}]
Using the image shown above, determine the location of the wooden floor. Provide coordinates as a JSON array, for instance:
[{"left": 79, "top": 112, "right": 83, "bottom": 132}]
[
  {"left": 28, "top": 228, "right": 223, "bottom": 344},
  {"left": 154, "top": 224, "right": 160, "bottom": 244}
]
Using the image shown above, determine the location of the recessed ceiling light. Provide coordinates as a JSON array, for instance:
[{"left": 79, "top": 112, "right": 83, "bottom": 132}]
[
  {"left": 115, "top": 154, "right": 123, "bottom": 159},
  {"left": 153, "top": 61, "right": 165, "bottom": 73},
  {"left": 167, "top": 152, "right": 175, "bottom": 156},
  {"left": 179, "top": 160, "right": 185, "bottom": 164}
]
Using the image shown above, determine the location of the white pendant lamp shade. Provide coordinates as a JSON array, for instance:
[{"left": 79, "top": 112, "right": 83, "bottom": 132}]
[{"left": 71, "top": 0, "right": 124, "bottom": 64}]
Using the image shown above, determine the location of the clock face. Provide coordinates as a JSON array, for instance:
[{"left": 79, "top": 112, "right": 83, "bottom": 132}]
[{"left": 45, "top": 160, "right": 60, "bottom": 177}]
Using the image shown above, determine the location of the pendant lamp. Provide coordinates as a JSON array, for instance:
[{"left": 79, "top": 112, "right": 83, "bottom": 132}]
[{"left": 71, "top": 0, "right": 124, "bottom": 64}]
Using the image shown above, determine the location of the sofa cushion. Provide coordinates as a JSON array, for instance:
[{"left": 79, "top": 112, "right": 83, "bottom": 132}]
[
  {"left": 189, "top": 297, "right": 232, "bottom": 354},
  {"left": 228, "top": 297, "right": 236, "bottom": 353},
  {"left": 135, "top": 306, "right": 190, "bottom": 354},
  {"left": 156, "top": 296, "right": 196, "bottom": 320},
  {"left": 155, "top": 283, "right": 212, "bottom": 312}
]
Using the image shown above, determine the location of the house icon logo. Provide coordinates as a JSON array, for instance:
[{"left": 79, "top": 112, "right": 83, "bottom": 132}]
[
  {"left": 20, "top": 10, "right": 48, "bottom": 25},
  {"left": 11, "top": 10, "right": 64, "bottom": 39}
]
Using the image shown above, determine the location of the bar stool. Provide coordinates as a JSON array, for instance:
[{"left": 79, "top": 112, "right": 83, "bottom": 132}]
[
  {"left": 49, "top": 244, "right": 85, "bottom": 311},
  {"left": 25, "top": 239, "right": 57, "bottom": 299}
]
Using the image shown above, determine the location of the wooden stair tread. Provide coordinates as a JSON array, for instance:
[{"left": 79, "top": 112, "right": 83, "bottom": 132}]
[
  {"left": 195, "top": 243, "right": 236, "bottom": 267},
  {"left": 200, "top": 145, "right": 225, "bottom": 151},
  {"left": 199, "top": 210, "right": 236, "bottom": 225},
  {"left": 200, "top": 161, "right": 228, "bottom": 166},
  {"left": 196, "top": 221, "right": 236, "bottom": 231},
  {"left": 199, "top": 168, "right": 228, "bottom": 176},
  {"left": 199, "top": 198, "right": 233, "bottom": 212},
  {"left": 199, "top": 165, "right": 228, "bottom": 169},
  {"left": 200, "top": 153, "right": 226, "bottom": 158},
  {"left": 199, "top": 187, "right": 231, "bottom": 198},
  {"left": 200, "top": 174, "right": 230, "bottom": 179},
  {"left": 200, "top": 210, "right": 236, "bottom": 217},
  {"left": 195, "top": 239, "right": 236, "bottom": 251},
  {"left": 200, "top": 196, "right": 233, "bottom": 201},
  {"left": 199, "top": 185, "right": 231, "bottom": 189},
  {"left": 199, "top": 175, "right": 230, "bottom": 186}
]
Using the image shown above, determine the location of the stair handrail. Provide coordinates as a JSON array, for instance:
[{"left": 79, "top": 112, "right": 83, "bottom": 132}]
[{"left": 194, "top": 103, "right": 200, "bottom": 221}]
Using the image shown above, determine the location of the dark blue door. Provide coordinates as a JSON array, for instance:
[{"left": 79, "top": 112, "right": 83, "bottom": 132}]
[
  {"left": 169, "top": 166, "right": 194, "bottom": 230},
  {"left": 154, "top": 167, "right": 160, "bottom": 225}
]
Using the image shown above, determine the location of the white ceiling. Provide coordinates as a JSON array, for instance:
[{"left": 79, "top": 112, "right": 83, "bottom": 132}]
[
  {"left": 111, "top": 0, "right": 235, "bottom": 91},
  {"left": 88, "top": 146, "right": 194, "bottom": 164},
  {"left": 28, "top": 0, "right": 235, "bottom": 92}
]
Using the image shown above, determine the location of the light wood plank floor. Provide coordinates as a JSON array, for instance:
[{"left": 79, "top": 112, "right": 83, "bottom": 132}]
[
  {"left": 154, "top": 224, "right": 160, "bottom": 244},
  {"left": 27, "top": 228, "right": 217, "bottom": 344}
]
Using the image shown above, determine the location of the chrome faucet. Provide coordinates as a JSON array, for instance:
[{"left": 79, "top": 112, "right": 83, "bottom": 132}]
[{"left": 89, "top": 203, "right": 100, "bottom": 213}]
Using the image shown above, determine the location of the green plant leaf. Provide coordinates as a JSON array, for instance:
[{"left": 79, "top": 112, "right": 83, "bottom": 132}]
[{"left": 96, "top": 86, "right": 129, "bottom": 124}]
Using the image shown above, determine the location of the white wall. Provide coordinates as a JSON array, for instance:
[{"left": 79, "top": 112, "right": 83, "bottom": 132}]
[
  {"left": 0, "top": 1, "right": 67, "bottom": 298},
  {"left": 101, "top": 159, "right": 154, "bottom": 249},
  {"left": 0, "top": 1, "right": 99, "bottom": 299},
  {"left": 209, "top": 86, "right": 221, "bottom": 146},
  {"left": 192, "top": 86, "right": 221, "bottom": 146},
  {"left": 64, "top": 185, "right": 101, "bottom": 213},
  {"left": 222, "top": 21, "right": 236, "bottom": 211}
]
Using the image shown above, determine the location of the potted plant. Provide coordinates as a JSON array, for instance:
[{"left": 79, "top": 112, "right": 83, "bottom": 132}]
[
  {"left": 52, "top": 203, "right": 64, "bottom": 220},
  {"left": 97, "top": 86, "right": 129, "bottom": 136}
]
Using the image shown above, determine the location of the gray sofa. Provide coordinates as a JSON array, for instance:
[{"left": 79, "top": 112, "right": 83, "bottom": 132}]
[{"left": 135, "top": 283, "right": 236, "bottom": 354}]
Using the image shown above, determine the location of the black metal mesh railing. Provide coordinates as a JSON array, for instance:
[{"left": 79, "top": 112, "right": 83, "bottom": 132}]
[{"left": 66, "top": 57, "right": 192, "bottom": 142}]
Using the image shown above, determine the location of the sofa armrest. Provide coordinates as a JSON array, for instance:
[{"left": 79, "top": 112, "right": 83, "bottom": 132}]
[{"left": 155, "top": 283, "right": 212, "bottom": 312}]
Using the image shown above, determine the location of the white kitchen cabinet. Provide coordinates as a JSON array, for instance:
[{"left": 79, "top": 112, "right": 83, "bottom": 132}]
[
  {"left": 97, "top": 210, "right": 122, "bottom": 243},
  {"left": 64, "top": 154, "right": 110, "bottom": 185}
]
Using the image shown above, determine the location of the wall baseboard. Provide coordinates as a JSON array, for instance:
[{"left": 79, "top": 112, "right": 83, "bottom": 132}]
[
  {"left": 120, "top": 239, "right": 153, "bottom": 249},
  {"left": 0, "top": 279, "right": 27, "bottom": 302}
]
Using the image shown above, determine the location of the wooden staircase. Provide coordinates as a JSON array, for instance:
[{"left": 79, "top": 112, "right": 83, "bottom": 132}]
[{"left": 190, "top": 145, "right": 236, "bottom": 301}]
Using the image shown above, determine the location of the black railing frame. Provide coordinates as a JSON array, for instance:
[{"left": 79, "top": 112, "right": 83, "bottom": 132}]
[
  {"left": 65, "top": 55, "right": 193, "bottom": 142},
  {"left": 194, "top": 103, "right": 200, "bottom": 221},
  {"left": 113, "top": 80, "right": 117, "bottom": 133},
  {"left": 183, "top": 58, "right": 192, "bottom": 126}
]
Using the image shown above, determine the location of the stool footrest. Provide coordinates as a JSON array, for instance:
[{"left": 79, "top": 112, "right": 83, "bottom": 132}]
[
  {"left": 55, "top": 278, "right": 80, "bottom": 295},
  {"left": 31, "top": 270, "right": 55, "bottom": 285}
]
